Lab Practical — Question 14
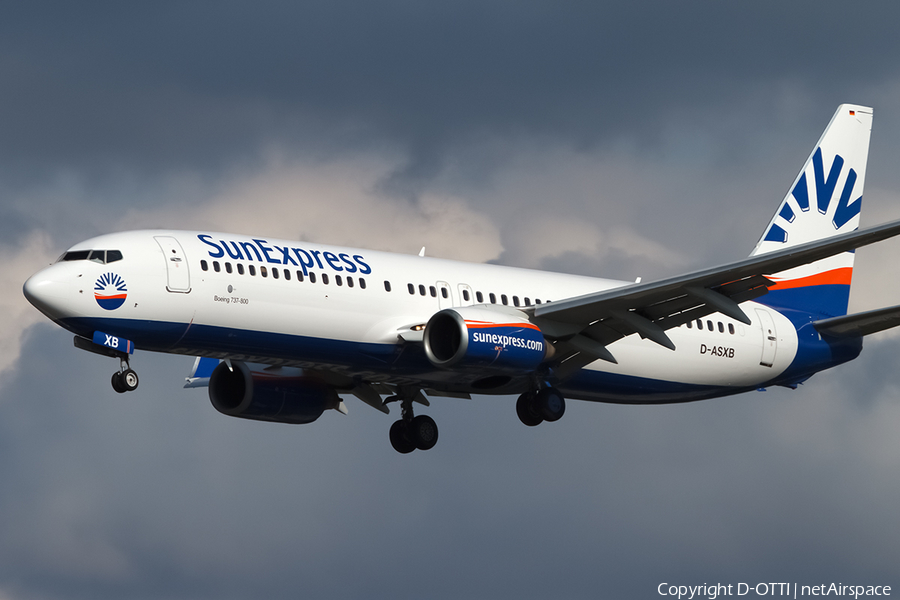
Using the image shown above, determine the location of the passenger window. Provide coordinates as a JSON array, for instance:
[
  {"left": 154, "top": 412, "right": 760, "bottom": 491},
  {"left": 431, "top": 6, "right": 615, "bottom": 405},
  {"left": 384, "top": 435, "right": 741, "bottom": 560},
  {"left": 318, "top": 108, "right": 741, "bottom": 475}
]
[
  {"left": 322, "top": 274, "right": 329, "bottom": 285},
  {"left": 213, "top": 261, "right": 221, "bottom": 272},
  {"left": 463, "top": 290, "right": 470, "bottom": 301},
  {"left": 718, "top": 322, "right": 724, "bottom": 333},
  {"left": 225, "top": 263, "right": 233, "bottom": 274},
  {"left": 441, "top": 287, "right": 448, "bottom": 299},
  {"left": 249, "top": 265, "right": 256, "bottom": 276},
  {"left": 490, "top": 293, "right": 496, "bottom": 304},
  {"left": 476, "top": 291, "right": 483, "bottom": 303},
  {"left": 536, "top": 299, "right": 542, "bottom": 305},
  {"left": 272, "top": 268, "right": 279, "bottom": 279},
  {"left": 419, "top": 285, "right": 426, "bottom": 296},
  {"left": 408, "top": 283, "right": 415, "bottom": 295},
  {"left": 106, "top": 250, "right": 123, "bottom": 263},
  {"left": 296, "top": 270, "right": 304, "bottom": 281},
  {"left": 513, "top": 296, "right": 520, "bottom": 307},
  {"left": 707, "top": 320, "right": 713, "bottom": 331},
  {"left": 429, "top": 286, "right": 436, "bottom": 297},
  {"left": 524, "top": 297, "right": 531, "bottom": 306},
  {"left": 201, "top": 260, "right": 208, "bottom": 271},
  {"left": 686, "top": 320, "right": 692, "bottom": 329},
  {"left": 501, "top": 294, "right": 508, "bottom": 305},
  {"left": 284, "top": 269, "right": 290, "bottom": 281},
  {"left": 382, "top": 280, "right": 389, "bottom": 292},
  {"left": 336, "top": 275, "right": 342, "bottom": 286},
  {"left": 696, "top": 319, "right": 703, "bottom": 330},
  {"left": 728, "top": 323, "right": 735, "bottom": 335},
  {"left": 237, "top": 264, "right": 244, "bottom": 275},
  {"left": 360, "top": 278, "right": 367, "bottom": 289},
  {"left": 347, "top": 277, "right": 354, "bottom": 288},
  {"left": 261, "top": 266, "right": 268, "bottom": 277},
  {"left": 310, "top": 272, "right": 317, "bottom": 283}
]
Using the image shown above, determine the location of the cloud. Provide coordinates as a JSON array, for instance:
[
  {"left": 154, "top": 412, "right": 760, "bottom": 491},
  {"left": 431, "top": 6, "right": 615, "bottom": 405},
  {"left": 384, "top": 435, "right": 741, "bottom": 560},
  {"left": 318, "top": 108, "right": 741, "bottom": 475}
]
[
  {"left": 0, "top": 230, "right": 58, "bottom": 380},
  {"left": 6, "top": 4, "right": 900, "bottom": 598}
]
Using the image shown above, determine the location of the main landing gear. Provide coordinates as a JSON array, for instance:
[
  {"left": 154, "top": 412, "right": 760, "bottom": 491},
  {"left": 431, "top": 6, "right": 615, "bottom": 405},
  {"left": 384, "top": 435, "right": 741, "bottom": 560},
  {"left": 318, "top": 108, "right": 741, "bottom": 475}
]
[
  {"left": 387, "top": 391, "right": 438, "bottom": 454},
  {"left": 111, "top": 357, "right": 139, "bottom": 394},
  {"left": 516, "top": 387, "right": 566, "bottom": 427}
]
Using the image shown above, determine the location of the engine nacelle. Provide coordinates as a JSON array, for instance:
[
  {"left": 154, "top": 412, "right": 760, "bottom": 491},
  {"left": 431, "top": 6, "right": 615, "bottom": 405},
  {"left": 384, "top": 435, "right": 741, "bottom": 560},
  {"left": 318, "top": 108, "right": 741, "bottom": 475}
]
[
  {"left": 423, "top": 307, "right": 546, "bottom": 373},
  {"left": 209, "top": 361, "right": 340, "bottom": 424}
]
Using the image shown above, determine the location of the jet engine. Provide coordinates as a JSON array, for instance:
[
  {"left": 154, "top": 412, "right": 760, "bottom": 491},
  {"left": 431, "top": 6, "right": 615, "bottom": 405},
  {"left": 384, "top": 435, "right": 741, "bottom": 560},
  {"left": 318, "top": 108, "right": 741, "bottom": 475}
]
[
  {"left": 208, "top": 361, "right": 340, "bottom": 424},
  {"left": 423, "top": 307, "right": 547, "bottom": 372}
]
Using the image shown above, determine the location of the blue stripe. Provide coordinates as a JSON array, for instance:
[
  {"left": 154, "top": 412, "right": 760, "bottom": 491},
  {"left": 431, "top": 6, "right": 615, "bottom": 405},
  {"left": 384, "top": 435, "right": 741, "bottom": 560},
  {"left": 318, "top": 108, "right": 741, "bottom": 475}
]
[
  {"left": 56, "top": 314, "right": 863, "bottom": 404},
  {"left": 757, "top": 284, "right": 850, "bottom": 319}
]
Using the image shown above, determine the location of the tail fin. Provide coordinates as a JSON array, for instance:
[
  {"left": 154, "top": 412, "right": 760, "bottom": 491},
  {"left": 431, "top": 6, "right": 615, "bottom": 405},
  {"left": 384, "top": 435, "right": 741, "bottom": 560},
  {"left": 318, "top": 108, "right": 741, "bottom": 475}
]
[{"left": 752, "top": 104, "right": 873, "bottom": 317}]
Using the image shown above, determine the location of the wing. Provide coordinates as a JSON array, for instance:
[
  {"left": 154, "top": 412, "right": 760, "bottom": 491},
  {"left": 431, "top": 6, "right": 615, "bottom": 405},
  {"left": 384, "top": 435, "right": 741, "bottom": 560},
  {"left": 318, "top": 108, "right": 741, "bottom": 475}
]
[{"left": 529, "top": 218, "right": 900, "bottom": 377}]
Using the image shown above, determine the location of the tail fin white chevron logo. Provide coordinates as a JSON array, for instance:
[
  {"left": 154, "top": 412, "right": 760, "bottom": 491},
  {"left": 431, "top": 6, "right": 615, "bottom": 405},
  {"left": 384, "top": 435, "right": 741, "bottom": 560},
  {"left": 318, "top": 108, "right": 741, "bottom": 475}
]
[
  {"left": 752, "top": 105, "right": 872, "bottom": 257},
  {"left": 763, "top": 146, "right": 862, "bottom": 245}
]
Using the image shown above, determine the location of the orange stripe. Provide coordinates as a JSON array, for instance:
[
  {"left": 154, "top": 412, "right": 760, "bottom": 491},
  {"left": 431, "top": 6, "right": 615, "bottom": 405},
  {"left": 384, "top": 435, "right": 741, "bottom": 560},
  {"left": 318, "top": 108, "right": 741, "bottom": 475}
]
[
  {"left": 768, "top": 267, "right": 853, "bottom": 290},
  {"left": 465, "top": 320, "right": 541, "bottom": 331},
  {"left": 95, "top": 293, "right": 128, "bottom": 300}
]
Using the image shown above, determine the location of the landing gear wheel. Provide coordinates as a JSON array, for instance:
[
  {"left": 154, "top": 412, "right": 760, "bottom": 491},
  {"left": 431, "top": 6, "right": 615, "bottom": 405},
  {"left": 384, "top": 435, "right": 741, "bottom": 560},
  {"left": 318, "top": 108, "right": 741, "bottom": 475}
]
[
  {"left": 111, "top": 372, "right": 127, "bottom": 394},
  {"left": 121, "top": 369, "right": 139, "bottom": 391},
  {"left": 516, "top": 392, "right": 543, "bottom": 427},
  {"left": 536, "top": 387, "right": 566, "bottom": 422},
  {"left": 409, "top": 415, "right": 439, "bottom": 450},
  {"left": 389, "top": 420, "right": 416, "bottom": 454}
]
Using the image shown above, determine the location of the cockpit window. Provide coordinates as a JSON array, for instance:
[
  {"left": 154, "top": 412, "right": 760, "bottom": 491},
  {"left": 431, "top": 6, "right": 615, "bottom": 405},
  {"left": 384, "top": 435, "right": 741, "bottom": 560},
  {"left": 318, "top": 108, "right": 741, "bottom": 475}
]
[
  {"left": 59, "top": 249, "right": 123, "bottom": 264},
  {"left": 61, "top": 250, "right": 90, "bottom": 262}
]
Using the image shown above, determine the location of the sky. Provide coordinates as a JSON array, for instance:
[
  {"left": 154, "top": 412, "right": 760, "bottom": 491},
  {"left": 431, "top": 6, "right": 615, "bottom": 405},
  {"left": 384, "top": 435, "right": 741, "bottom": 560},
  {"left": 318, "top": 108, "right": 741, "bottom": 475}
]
[{"left": 3, "top": 2, "right": 900, "bottom": 598}]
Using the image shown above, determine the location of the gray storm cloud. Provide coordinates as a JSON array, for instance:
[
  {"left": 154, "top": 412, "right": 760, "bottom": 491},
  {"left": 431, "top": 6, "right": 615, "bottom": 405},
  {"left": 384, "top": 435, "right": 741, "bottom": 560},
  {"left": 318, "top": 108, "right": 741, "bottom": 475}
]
[{"left": 3, "top": 2, "right": 900, "bottom": 598}]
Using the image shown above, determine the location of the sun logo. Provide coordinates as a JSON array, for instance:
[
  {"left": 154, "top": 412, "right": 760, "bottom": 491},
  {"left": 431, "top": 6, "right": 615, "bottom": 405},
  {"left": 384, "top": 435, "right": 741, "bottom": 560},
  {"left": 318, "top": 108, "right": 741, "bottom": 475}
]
[
  {"left": 763, "top": 147, "right": 862, "bottom": 245},
  {"left": 94, "top": 273, "right": 128, "bottom": 310}
]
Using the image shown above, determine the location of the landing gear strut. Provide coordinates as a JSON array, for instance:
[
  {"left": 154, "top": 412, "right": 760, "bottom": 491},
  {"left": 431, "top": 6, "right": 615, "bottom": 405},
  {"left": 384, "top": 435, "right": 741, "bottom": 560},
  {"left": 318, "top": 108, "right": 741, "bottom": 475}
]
[
  {"left": 387, "top": 390, "right": 438, "bottom": 454},
  {"left": 111, "top": 357, "right": 139, "bottom": 394},
  {"left": 516, "top": 387, "right": 565, "bottom": 427}
]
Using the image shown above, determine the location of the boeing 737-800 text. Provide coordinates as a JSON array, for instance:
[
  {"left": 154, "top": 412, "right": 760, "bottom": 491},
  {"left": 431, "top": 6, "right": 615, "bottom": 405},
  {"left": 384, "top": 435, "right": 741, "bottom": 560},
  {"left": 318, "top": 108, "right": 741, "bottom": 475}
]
[{"left": 23, "top": 105, "right": 900, "bottom": 453}]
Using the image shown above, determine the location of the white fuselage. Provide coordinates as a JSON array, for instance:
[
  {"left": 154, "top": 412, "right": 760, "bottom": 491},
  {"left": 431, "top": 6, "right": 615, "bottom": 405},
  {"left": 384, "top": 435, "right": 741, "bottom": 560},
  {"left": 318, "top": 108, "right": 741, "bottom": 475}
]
[{"left": 25, "top": 229, "right": 801, "bottom": 403}]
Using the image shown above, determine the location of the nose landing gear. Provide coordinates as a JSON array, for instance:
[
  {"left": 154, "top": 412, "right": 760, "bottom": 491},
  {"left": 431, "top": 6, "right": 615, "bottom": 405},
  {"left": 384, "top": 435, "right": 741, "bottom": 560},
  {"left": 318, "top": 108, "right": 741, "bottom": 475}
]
[
  {"left": 111, "top": 361, "right": 139, "bottom": 393},
  {"left": 73, "top": 334, "right": 140, "bottom": 394}
]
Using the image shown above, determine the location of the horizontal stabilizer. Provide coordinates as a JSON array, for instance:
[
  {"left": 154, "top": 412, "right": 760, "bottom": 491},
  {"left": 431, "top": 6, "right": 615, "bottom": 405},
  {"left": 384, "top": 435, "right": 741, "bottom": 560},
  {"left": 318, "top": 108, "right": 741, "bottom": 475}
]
[{"left": 813, "top": 304, "right": 900, "bottom": 338}]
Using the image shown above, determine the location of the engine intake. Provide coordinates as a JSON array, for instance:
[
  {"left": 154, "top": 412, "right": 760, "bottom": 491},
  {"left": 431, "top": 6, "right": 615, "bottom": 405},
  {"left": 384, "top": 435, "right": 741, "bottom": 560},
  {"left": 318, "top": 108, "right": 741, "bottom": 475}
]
[
  {"left": 423, "top": 307, "right": 546, "bottom": 373},
  {"left": 209, "top": 361, "right": 339, "bottom": 424}
]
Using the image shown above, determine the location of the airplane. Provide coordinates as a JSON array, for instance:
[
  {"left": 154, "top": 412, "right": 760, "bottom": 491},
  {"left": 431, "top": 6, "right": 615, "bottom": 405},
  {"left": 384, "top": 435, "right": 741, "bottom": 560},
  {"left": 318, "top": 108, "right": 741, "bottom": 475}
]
[{"left": 22, "top": 104, "right": 900, "bottom": 454}]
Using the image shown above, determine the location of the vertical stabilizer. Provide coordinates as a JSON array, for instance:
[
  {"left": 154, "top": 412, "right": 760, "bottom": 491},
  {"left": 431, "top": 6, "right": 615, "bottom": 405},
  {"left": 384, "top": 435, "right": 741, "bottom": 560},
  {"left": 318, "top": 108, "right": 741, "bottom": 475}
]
[{"left": 752, "top": 104, "right": 873, "bottom": 317}]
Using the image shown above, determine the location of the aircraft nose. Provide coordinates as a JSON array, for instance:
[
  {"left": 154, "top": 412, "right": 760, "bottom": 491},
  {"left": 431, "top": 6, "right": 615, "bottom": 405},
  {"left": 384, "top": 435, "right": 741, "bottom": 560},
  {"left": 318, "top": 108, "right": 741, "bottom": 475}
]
[{"left": 23, "top": 267, "right": 72, "bottom": 320}]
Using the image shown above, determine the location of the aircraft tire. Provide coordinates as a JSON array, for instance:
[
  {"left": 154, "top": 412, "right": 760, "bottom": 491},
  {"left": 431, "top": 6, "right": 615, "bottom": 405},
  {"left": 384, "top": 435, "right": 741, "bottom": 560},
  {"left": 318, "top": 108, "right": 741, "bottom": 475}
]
[
  {"left": 122, "top": 369, "right": 139, "bottom": 392},
  {"left": 516, "top": 392, "right": 543, "bottom": 427},
  {"left": 537, "top": 388, "right": 565, "bottom": 422},
  {"left": 389, "top": 420, "right": 416, "bottom": 454},
  {"left": 410, "top": 415, "right": 439, "bottom": 451},
  {"left": 111, "top": 372, "right": 127, "bottom": 394}
]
